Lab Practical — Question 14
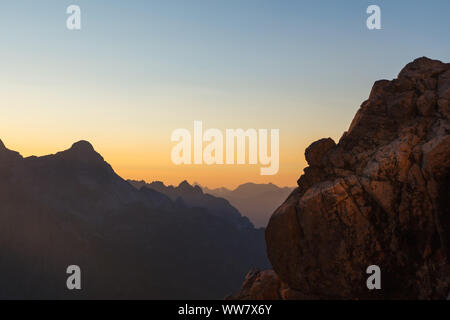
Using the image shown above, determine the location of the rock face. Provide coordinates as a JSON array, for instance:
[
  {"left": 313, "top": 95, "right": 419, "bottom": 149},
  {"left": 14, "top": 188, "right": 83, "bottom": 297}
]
[
  {"left": 227, "top": 269, "right": 316, "bottom": 300},
  {"left": 234, "top": 57, "right": 450, "bottom": 299},
  {"left": 227, "top": 270, "right": 284, "bottom": 300}
]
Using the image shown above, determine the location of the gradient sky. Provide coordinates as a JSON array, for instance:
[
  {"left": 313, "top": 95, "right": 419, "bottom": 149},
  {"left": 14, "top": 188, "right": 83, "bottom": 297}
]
[{"left": 1, "top": 0, "right": 450, "bottom": 188}]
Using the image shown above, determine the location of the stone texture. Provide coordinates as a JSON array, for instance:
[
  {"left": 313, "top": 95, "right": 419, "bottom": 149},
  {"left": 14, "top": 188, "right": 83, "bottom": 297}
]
[
  {"left": 226, "top": 269, "right": 284, "bottom": 300},
  {"left": 233, "top": 57, "right": 450, "bottom": 300}
]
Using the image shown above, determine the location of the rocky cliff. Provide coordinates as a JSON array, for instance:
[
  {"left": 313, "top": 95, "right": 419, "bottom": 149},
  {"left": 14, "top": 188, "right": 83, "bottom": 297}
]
[{"left": 232, "top": 57, "right": 450, "bottom": 299}]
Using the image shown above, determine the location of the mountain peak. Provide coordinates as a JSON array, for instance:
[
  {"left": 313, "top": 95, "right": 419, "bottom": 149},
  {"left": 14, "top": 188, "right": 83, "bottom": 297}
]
[
  {"left": 58, "top": 140, "right": 104, "bottom": 163},
  {"left": 70, "top": 140, "right": 95, "bottom": 153},
  {"left": 0, "top": 139, "right": 22, "bottom": 161},
  {"left": 178, "top": 180, "right": 202, "bottom": 194},
  {"left": 178, "top": 180, "right": 191, "bottom": 188}
]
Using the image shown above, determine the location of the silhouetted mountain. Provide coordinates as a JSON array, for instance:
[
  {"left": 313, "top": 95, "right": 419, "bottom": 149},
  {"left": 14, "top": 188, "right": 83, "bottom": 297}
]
[
  {"left": 128, "top": 180, "right": 253, "bottom": 229},
  {"left": 203, "top": 183, "right": 294, "bottom": 228},
  {"left": 0, "top": 140, "right": 269, "bottom": 299}
]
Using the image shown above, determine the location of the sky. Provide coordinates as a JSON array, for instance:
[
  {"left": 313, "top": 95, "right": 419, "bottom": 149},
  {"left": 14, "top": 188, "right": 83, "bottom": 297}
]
[{"left": 1, "top": 0, "right": 450, "bottom": 188}]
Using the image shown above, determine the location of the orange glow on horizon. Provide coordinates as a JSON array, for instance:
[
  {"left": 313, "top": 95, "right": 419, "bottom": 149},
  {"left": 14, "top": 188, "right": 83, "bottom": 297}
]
[{"left": 1, "top": 134, "right": 310, "bottom": 189}]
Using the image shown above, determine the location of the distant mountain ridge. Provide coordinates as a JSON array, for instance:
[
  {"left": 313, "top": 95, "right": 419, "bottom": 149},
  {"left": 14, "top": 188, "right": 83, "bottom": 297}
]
[
  {"left": 128, "top": 180, "right": 254, "bottom": 229},
  {"left": 202, "top": 183, "right": 294, "bottom": 228},
  {"left": 0, "top": 139, "right": 269, "bottom": 299}
]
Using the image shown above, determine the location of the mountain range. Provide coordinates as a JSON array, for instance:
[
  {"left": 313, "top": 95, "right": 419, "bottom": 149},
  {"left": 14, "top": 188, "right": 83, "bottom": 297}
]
[
  {"left": 202, "top": 183, "right": 294, "bottom": 228},
  {"left": 128, "top": 180, "right": 254, "bottom": 229},
  {"left": 128, "top": 180, "right": 292, "bottom": 228},
  {"left": 0, "top": 140, "right": 269, "bottom": 299}
]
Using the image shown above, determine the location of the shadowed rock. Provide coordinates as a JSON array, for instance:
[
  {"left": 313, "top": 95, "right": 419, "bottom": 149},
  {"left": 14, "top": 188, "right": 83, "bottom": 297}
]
[{"left": 232, "top": 57, "right": 450, "bottom": 300}]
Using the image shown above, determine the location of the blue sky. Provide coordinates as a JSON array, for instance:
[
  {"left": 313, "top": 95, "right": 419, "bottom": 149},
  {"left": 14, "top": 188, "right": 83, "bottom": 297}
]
[{"left": 1, "top": 0, "right": 449, "bottom": 187}]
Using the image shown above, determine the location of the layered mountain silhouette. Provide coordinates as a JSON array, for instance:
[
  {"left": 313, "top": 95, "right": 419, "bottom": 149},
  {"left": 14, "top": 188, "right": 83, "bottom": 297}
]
[
  {"left": 0, "top": 140, "right": 269, "bottom": 299},
  {"left": 203, "top": 183, "right": 294, "bottom": 228},
  {"left": 128, "top": 180, "right": 294, "bottom": 228},
  {"left": 128, "top": 180, "right": 253, "bottom": 229}
]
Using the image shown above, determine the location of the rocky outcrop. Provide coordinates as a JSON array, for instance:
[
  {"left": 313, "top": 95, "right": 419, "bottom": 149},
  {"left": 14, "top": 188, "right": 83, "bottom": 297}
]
[
  {"left": 227, "top": 269, "right": 317, "bottom": 300},
  {"left": 233, "top": 57, "right": 450, "bottom": 299},
  {"left": 227, "top": 270, "right": 284, "bottom": 300}
]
